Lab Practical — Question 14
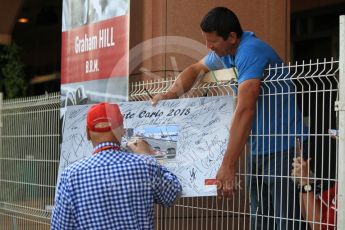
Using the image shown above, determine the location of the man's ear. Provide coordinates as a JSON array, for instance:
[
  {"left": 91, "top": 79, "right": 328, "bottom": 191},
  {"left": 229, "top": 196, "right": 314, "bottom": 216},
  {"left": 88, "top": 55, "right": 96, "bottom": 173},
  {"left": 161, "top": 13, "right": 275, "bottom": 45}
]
[
  {"left": 86, "top": 127, "right": 91, "bottom": 141},
  {"left": 113, "top": 125, "right": 125, "bottom": 143},
  {"left": 228, "top": 32, "right": 238, "bottom": 42}
]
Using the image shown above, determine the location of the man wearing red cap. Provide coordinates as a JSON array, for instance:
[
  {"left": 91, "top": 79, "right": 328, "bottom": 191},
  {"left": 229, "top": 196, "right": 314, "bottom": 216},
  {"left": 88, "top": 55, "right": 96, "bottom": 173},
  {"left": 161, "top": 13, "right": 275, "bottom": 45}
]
[{"left": 52, "top": 102, "right": 182, "bottom": 229}]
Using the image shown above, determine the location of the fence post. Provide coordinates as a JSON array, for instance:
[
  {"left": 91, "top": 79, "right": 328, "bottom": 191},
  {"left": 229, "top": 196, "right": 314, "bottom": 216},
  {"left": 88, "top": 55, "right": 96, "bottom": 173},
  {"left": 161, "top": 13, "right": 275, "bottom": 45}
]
[
  {"left": 0, "top": 92, "right": 2, "bottom": 188},
  {"left": 0, "top": 92, "right": 2, "bottom": 129},
  {"left": 338, "top": 15, "right": 345, "bottom": 229},
  {"left": 0, "top": 92, "right": 2, "bottom": 140}
]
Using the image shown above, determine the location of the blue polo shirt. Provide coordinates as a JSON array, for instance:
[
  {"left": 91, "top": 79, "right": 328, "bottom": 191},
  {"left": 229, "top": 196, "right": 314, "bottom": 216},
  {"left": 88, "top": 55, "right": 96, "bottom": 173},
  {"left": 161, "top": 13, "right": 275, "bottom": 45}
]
[{"left": 204, "top": 31, "right": 307, "bottom": 155}]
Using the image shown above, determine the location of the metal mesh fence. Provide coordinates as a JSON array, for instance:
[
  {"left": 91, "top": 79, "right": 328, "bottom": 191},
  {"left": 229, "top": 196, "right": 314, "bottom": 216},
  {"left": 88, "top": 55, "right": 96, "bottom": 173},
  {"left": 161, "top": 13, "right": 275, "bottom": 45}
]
[
  {"left": 0, "top": 59, "right": 341, "bottom": 229},
  {"left": 130, "top": 59, "right": 339, "bottom": 230},
  {"left": 0, "top": 93, "right": 60, "bottom": 229}
]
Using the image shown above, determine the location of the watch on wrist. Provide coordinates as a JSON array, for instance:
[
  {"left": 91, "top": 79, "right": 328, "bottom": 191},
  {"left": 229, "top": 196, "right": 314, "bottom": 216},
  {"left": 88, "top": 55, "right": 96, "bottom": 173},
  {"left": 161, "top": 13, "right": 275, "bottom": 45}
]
[{"left": 298, "top": 183, "right": 313, "bottom": 193}]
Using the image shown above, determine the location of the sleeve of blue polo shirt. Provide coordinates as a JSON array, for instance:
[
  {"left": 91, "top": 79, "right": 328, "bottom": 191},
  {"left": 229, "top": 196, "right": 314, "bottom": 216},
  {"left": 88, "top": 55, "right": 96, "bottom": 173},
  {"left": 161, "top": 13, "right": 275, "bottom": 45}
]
[
  {"left": 203, "top": 51, "right": 226, "bottom": 71},
  {"left": 51, "top": 172, "right": 76, "bottom": 229},
  {"left": 235, "top": 47, "right": 268, "bottom": 84},
  {"left": 203, "top": 47, "right": 269, "bottom": 84}
]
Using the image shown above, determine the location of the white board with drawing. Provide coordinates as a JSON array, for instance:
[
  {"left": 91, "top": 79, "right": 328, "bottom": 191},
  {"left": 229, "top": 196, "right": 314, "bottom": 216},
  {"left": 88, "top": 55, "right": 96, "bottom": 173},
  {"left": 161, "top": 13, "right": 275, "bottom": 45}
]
[{"left": 59, "top": 96, "right": 234, "bottom": 197}]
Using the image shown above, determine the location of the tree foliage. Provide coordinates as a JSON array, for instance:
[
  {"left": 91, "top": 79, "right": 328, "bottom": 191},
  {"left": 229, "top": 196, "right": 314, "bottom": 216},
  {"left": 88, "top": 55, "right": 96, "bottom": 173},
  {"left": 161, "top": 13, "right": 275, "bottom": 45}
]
[{"left": 0, "top": 44, "right": 27, "bottom": 99}]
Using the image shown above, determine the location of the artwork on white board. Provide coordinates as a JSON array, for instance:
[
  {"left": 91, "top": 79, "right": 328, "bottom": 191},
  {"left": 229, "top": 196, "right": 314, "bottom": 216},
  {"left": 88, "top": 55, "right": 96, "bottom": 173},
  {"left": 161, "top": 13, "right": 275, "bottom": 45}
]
[
  {"left": 122, "top": 125, "right": 179, "bottom": 160},
  {"left": 59, "top": 96, "right": 234, "bottom": 197}
]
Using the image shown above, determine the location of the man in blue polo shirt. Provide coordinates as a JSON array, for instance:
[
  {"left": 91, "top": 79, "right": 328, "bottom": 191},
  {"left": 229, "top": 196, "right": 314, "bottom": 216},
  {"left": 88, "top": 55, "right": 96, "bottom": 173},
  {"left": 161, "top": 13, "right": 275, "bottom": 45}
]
[{"left": 151, "top": 7, "right": 307, "bottom": 230}]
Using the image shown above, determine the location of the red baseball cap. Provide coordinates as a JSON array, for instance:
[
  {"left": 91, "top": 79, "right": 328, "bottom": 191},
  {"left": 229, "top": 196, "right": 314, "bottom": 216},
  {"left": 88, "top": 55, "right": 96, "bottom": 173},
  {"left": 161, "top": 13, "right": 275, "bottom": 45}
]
[{"left": 86, "top": 102, "right": 123, "bottom": 132}]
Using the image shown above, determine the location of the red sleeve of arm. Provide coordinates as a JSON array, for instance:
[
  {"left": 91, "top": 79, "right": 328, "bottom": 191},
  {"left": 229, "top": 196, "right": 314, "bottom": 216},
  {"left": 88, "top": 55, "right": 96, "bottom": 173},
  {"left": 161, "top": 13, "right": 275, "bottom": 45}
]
[{"left": 320, "top": 185, "right": 337, "bottom": 230}]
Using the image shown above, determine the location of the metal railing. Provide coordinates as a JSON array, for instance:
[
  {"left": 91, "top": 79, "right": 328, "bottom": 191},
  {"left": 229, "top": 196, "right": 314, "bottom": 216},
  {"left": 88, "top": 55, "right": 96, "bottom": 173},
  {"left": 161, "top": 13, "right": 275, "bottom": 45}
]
[
  {"left": 0, "top": 93, "right": 60, "bottom": 229},
  {"left": 131, "top": 59, "right": 340, "bottom": 230},
  {"left": 0, "top": 58, "right": 341, "bottom": 229}
]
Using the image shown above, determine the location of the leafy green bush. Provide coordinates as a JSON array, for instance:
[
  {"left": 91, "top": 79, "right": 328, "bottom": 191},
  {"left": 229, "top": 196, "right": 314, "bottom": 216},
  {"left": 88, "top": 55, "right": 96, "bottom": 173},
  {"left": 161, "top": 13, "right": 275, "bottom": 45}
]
[{"left": 0, "top": 44, "right": 27, "bottom": 99}]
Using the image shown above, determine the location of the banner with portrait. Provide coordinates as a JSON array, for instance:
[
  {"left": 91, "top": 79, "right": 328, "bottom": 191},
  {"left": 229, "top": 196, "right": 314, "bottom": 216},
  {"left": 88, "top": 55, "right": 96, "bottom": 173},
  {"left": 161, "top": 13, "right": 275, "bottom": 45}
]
[{"left": 61, "top": 0, "right": 129, "bottom": 106}]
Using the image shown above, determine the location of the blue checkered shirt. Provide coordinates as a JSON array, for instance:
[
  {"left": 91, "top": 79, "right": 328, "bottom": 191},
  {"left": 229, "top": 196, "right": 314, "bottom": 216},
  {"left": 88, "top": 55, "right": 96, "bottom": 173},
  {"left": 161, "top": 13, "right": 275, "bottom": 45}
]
[{"left": 52, "top": 142, "right": 182, "bottom": 229}]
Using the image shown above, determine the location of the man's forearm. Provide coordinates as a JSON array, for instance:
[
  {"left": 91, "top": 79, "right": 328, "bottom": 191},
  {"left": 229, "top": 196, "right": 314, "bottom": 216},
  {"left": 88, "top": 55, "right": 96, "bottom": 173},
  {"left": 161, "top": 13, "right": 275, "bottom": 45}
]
[
  {"left": 151, "top": 62, "right": 208, "bottom": 106},
  {"left": 222, "top": 107, "right": 255, "bottom": 167},
  {"left": 300, "top": 193, "right": 322, "bottom": 230},
  {"left": 166, "top": 65, "right": 204, "bottom": 98},
  {"left": 221, "top": 79, "right": 261, "bottom": 168}
]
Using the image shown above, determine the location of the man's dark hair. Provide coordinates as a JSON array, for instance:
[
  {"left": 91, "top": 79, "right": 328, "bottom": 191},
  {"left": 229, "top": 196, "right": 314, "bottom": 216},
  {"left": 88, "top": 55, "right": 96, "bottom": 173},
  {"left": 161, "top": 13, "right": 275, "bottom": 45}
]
[{"left": 200, "top": 7, "right": 243, "bottom": 40}]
